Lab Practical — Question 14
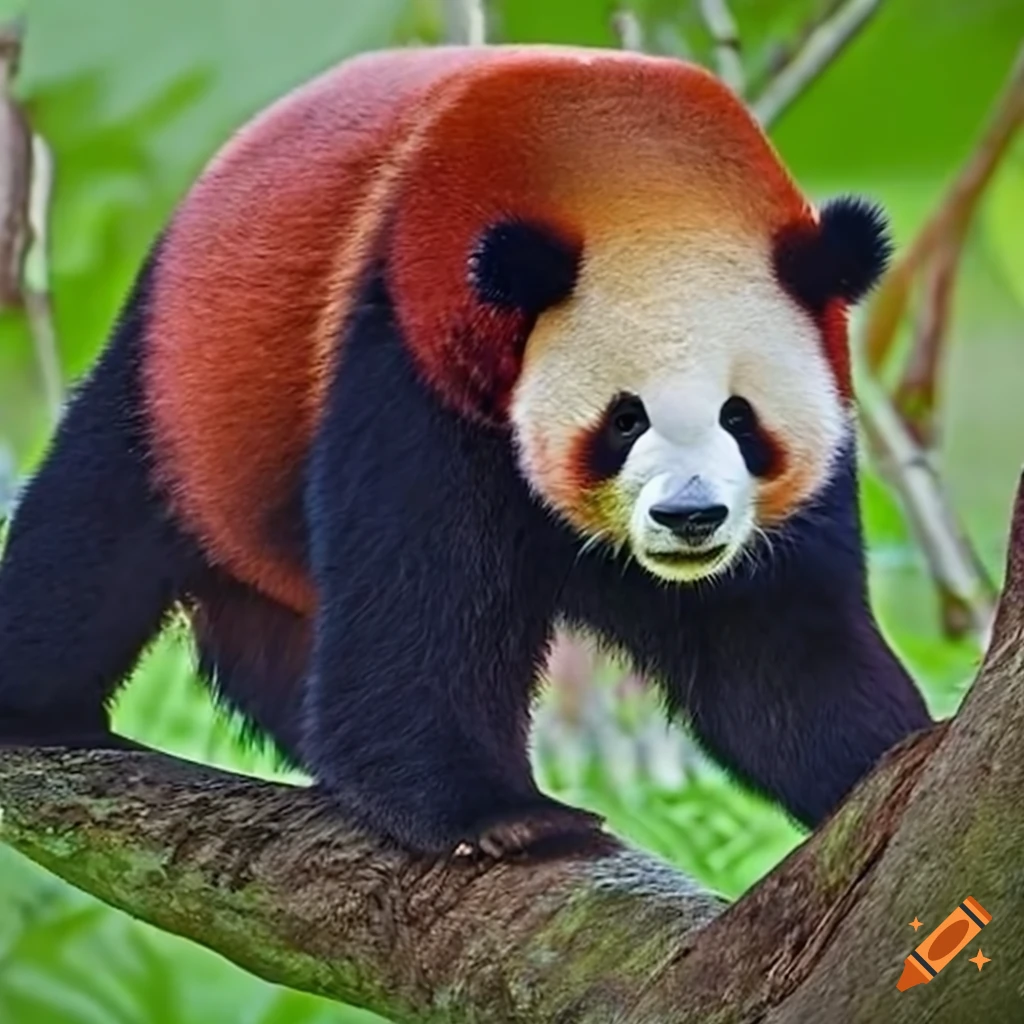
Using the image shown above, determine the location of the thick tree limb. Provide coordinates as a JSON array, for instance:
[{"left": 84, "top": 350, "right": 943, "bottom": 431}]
[
  {"left": 3, "top": 472, "right": 1024, "bottom": 1022},
  {"left": 0, "top": 750, "right": 725, "bottom": 1023}
]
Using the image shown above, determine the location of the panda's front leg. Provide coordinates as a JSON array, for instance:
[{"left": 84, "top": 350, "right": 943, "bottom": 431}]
[
  {"left": 300, "top": 545, "right": 604, "bottom": 857},
  {"left": 300, "top": 338, "right": 604, "bottom": 858},
  {"left": 561, "top": 537, "right": 933, "bottom": 830}
]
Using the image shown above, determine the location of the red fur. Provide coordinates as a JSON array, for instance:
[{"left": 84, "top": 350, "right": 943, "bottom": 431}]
[
  {"left": 141, "top": 45, "right": 821, "bottom": 610},
  {"left": 820, "top": 301, "right": 853, "bottom": 401},
  {"left": 145, "top": 47, "right": 497, "bottom": 613}
]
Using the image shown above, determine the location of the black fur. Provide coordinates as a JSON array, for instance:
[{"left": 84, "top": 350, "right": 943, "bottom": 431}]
[
  {"left": 298, "top": 269, "right": 930, "bottom": 847},
  {"left": 773, "top": 196, "right": 893, "bottom": 314},
  {"left": 301, "top": 272, "right": 595, "bottom": 851},
  {"left": 0, "top": 252, "right": 309, "bottom": 764},
  {"left": 0, "top": 258, "right": 931, "bottom": 854},
  {"left": 583, "top": 393, "right": 650, "bottom": 481},
  {"left": 188, "top": 571, "right": 309, "bottom": 763},
  {"left": 719, "top": 395, "right": 778, "bottom": 478},
  {"left": 560, "top": 444, "right": 931, "bottom": 828},
  {"left": 468, "top": 218, "right": 580, "bottom": 313},
  {"left": 0, "top": 248, "right": 203, "bottom": 747}
]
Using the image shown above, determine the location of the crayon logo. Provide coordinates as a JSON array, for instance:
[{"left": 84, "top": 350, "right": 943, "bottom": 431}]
[{"left": 897, "top": 896, "right": 992, "bottom": 992}]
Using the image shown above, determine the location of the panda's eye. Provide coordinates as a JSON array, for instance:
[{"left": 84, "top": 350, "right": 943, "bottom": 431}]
[
  {"left": 720, "top": 396, "right": 757, "bottom": 437},
  {"left": 608, "top": 394, "right": 649, "bottom": 447},
  {"left": 720, "top": 396, "right": 777, "bottom": 477}
]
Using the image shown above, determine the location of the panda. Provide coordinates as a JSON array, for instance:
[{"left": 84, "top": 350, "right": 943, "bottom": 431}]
[{"left": 0, "top": 44, "right": 933, "bottom": 857}]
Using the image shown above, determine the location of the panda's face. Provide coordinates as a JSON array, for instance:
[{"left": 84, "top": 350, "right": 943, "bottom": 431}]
[{"left": 509, "top": 230, "right": 851, "bottom": 583}]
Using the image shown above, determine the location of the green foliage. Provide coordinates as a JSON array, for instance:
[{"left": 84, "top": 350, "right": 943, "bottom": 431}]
[
  {"left": 2, "top": 0, "right": 1024, "bottom": 1022},
  {"left": 984, "top": 137, "right": 1024, "bottom": 310}
]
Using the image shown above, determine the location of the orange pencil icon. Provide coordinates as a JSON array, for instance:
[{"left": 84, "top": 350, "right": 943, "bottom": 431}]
[{"left": 897, "top": 896, "right": 992, "bottom": 991}]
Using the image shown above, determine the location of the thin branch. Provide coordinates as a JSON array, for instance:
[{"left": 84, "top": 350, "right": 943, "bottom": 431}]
[
  {"left": 0, "top": 18, "right": 30, "bottom": 309},
  {"left": 699, "top": 0, "right": 745, "bottom": 96},
  {"left": 0, "top": 442, "right": 15, "bottom": 526},
  {"left": 848, "top": 44, "right": 1024, "bottom": 637},
  {"left": 759, "top": 0, "right": 849, "bottom": 80},
  {"left": 857, "top": 370, "right": 997, "bottom": 644},
  {"left": 751, "top": 0, "right": 882, "bottom": 128},
  {"left": 0, "top": 19, "right": 62, "bottom": 422},
  {"left": 24, "top": 134, "right": 62, "bottom": 422},
  {"left": 611, "top": 8, "right": 644, "bottom": 52},
  {"left": 894, "top": 233, "right": 963, "bottom": 447},
  {"left": 442, "top": 0, "right": 486, "bottom": 46},
  {"left": 863, "top": 42, "right": 1024, "bottom": 376}
]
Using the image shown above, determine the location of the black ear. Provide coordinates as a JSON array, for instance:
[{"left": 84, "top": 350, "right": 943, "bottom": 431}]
[
  {"left": 774, "top": 196, "right": 893, "bottom": 313},
  {"left": 818, "top": 196, "right": 893, "bottom": 302},
  {"left": 468, "top": 218, "right": 581, "bottom": 313}
]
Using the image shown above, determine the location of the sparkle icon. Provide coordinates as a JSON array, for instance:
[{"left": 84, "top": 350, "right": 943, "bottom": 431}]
[
  {"left": 909, "top": 917, "right": 923, "bottom": 931},
  {"left": 968, "top": 949, "right": 991, "bottom": 971}
]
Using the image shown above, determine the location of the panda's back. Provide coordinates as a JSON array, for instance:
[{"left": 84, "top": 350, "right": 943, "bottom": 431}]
[
  {"left": 135, "top": 43, "right": 800, "bottom": 614},
  {"left": 140, "top": 47, "right": 499, "bottom": 613}
]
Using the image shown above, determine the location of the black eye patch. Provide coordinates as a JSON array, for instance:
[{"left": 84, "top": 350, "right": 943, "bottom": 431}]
[
  {"left": 582, "top": 392, "right": 650, "bottom": 482},
  {"left": 772, "top": 196, "right": 893, "bottom": 315},
  {"left": 720, "top": 396, "right": 779, "bottom": 478}
]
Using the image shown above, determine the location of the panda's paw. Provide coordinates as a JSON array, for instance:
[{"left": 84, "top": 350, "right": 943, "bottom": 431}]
[{"left": 453, "top": 801, "right": 610, "bottom": 861}]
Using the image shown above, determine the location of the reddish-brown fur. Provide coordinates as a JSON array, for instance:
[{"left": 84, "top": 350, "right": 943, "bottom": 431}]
[
  {"left": 143, "top": 45, "right": 819, "bottom": 614},
  {"left": 819, "top": 301, "right": 853, "bottom": 399}
]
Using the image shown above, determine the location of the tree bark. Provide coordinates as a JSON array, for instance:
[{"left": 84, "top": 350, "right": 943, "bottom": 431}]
[{"left": 2, "top": 475, "right": 1023, "bottom": 1023}]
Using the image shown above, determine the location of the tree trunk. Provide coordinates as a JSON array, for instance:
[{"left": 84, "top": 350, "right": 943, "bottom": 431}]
[{"left": 2, "top": 474, "right": 1023, "bottom": 1023}]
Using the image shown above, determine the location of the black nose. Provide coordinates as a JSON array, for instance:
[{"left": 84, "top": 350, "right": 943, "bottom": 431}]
[{"left": 649, "top": 502, "right": 729, "bottom": 539}]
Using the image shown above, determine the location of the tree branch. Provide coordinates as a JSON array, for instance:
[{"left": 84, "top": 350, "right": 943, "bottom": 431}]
[
  {"left": 699, "top": 0, "right": 745, "bottom": 96},
  {"left": 442, "top": 0, "right": 486, "bottom": 47},
  {"left": 751, "top": 0, "right": 882, "bottom": 128},
  {"left": 857, "top": 371, "right": 997, "bottom": 643},
  {"left": 863, "top": 42, "right": 1024, "bottom": 378},
  {"left": 611, "top": 8, "right": 644, "bottom": 53},
  {"left": 4, "top": 472, "right": 1024, "bottom": 1022},
  {"left": 0, "top": 748, "right": 725, "bottom": 1023},
  {"left": 23, "top": 132, "right": 62, "bottom": 423},
  {"left": 0, "top": 19, "right": 30, "bottom": 309},
  {"left": 0, "top": 18, "right": 63, "bottom": 423},
  {"left": 852, "top": 43, "right": 1024, "bottom": 640}
]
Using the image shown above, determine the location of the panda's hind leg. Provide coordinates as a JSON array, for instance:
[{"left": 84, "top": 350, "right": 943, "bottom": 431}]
[
  {"left": 0, "top": 258, "right": 201, "bottom": 749},
  {"left": 188, "top": 571, "right": 311, "bottom": 766}
]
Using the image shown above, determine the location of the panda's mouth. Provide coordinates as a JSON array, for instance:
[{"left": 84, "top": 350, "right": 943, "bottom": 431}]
[{"left": 645, "top": 544, "right": 728, "bottom": 568}]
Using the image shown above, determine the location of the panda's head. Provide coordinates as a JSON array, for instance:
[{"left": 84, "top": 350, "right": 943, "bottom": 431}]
[
  {"left": 491, "top": 197, "right": 889, "bottom": 582},
  {"left": 387, "top": 49, "right": 892, "bottom": 582}
]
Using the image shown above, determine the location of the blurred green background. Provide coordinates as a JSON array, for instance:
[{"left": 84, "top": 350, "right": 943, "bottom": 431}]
[{"left": 1, "top": 1, "right": 1022, "bottom": 1022}]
